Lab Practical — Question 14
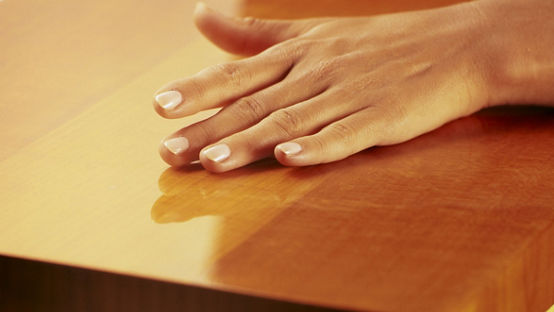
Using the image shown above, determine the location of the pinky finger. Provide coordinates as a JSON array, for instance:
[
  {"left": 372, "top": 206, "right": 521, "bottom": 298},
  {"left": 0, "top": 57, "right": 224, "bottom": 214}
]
[{"left": 274, "top": 108, "right": 388, "bottom": 167}]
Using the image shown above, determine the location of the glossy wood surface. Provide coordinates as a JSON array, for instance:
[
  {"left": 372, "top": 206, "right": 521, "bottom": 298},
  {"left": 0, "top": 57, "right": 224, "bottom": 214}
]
[{"left": 1, "top": 0, "right": 553, "bottom": 311}]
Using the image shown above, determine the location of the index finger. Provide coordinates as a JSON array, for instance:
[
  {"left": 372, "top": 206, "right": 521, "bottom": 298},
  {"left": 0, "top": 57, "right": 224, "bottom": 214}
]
[{"left": 153, "top": 48, "right": 296, "bottom": 119}]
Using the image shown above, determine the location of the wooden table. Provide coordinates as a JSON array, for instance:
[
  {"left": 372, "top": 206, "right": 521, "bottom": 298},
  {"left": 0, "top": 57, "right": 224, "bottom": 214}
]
[{"left": 1, "top": 0, "right": 553, "bottom": 311}]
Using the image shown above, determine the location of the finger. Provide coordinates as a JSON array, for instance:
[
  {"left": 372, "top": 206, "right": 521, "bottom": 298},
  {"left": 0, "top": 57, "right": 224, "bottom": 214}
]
[
  {"left": 274, "top": 107, "right": 388, "bottom": 167},
  {"left": 153, "top": 47, "right": 294, "bottom": 119},
  {"left": 159, "top": 76, "right": 329, "bottom": 167},
  {"left": 194, "top": 2, "right": 327, "bottom": 56},
  {"left": 197, "top": 89, "right": 366, "bottom": 172}
]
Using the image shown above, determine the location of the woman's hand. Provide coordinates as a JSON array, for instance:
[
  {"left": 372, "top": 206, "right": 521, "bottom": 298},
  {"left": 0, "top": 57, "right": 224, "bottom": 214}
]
[{"left": 153, "top": 0, "right": 553, "bottom": 172}]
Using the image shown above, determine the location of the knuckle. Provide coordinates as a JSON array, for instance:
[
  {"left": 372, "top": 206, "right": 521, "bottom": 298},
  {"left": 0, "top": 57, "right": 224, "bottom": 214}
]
[
  {"left": 185, "top": 79, "right": 207, "bottom": 98},
  {"left": 351, "top": 73, "right": 385, "bottom": 91},
  {"left": 303, "top": 23, "right": 326, "bottom": 36},
  {"left": 308, "top": 58, "right": 341, "bottom": 81},
  {"left": 328, "top": 84, "right": 355, "bottom": 99},
  {"left": 213, "top": 62, "right": 236, "bottom": 75},
  {"left": 374, "top": 105, "right": 409, "bottom": 143},
  {"left": 232, "top": 96, "right": 267, "bottom": 122},
  {"left": 279, "top": 36, "right": 307, "bottom": 49},
  {"left": 266, "top": 39, "right": 304, "bottom": 60},
  {"left": 191, "top": 122, "right": 213, "bottom": 143},
  {"left": 383, "top": 102, "right": 409, "bottom": 123},
  {"left": 268, "top": 108, "right": 304, "bottom": 138},
  {"left": 311, "top": 135, "right": 328, "bottom": 152},
  {"left": 270, "top": 35, "right": 319, "bottom": 58},
  {"left": 327, "top": 122, "right": 356, "bottom": 141},
  {"left": 212, "top": 62, "right": 248, "bottom": 87}
]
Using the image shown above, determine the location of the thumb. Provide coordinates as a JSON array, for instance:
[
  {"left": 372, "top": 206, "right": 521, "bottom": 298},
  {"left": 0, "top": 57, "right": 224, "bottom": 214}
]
[{"left": 193, "top": 2, "right": 323, "bottom": 56}]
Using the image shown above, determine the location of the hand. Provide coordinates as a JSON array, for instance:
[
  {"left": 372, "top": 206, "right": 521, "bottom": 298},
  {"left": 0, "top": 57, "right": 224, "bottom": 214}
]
[{"left": 153, "top": 1, "right": 551, "bottom": 173}]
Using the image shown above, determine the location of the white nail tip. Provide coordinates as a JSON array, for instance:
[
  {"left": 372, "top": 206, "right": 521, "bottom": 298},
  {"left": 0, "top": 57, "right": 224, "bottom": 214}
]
[
  {"left": 164, "top": 137, "right": 189, "bottom": 155},
  {"left": 277, "top": 142, "right": 302, "bottom": 156},
  {"left": 155, "top": 90, "right": 182, "bottom": 110},
  {"left": 203, "top": 144, "right": 231, "bottom": 163}
]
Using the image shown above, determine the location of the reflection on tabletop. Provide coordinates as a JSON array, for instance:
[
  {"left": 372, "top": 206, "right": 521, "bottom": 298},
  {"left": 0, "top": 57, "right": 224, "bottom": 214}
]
[
  {"left": 152, "top": 160, "right": 318, "bottom": 224},
  {"left": 150, "top": 106, "right": 554, "bottom": 310}
]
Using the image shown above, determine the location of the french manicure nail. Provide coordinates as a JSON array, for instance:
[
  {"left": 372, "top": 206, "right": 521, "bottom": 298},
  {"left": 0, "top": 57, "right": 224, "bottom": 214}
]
[
  {"left": 155, "top": 90, "right": 182, "bottom": 110},
  {"left": 277, "top": 142, "right": 302, "bottom": 156},
  {"left": 164, "top": 137, "right": 189, "bottom": 155},
  {"left": 203, "top": 144, "right": 231, "bottom": 163}
]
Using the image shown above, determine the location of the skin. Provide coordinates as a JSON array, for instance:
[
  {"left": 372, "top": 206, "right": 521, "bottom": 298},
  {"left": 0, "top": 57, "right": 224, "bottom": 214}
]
[{"left": 154, "top": 0, "right": 554, "bottom": 173}]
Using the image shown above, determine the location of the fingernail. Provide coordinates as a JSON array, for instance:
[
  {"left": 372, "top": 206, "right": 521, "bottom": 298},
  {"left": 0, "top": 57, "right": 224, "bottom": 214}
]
[
  {"left": 164, "top": 137, "right": 189, "bottom": 155},
  {"left": 276, "top": 142, "right": 302, "bottom": 156},
  {"left": 155, "top": 90, "right": 182, "bottom": 110},
  {"left": 203, "top": 144, "right": 231, "bottom": 163}
]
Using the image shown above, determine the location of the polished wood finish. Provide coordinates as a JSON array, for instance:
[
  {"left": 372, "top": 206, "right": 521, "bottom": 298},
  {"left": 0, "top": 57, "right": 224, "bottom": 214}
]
[{"left": 0, "top": 0, "right": 553, "bottom": 311}]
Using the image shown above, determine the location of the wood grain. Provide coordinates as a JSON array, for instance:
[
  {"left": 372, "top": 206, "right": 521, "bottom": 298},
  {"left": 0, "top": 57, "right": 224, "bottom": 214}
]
[{"left": 0, "top": 0, "right": 552, "bottom": 311}]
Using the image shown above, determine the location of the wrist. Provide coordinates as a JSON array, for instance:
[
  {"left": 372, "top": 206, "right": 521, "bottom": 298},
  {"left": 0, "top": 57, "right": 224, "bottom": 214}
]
[{"left": 477, "top": 0, "right": 554, "bottom": 107}]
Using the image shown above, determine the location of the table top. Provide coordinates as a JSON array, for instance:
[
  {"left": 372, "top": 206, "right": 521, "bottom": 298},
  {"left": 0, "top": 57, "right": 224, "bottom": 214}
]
[{"left": 1, "top": 0, "right": 553, "bottom": 311}]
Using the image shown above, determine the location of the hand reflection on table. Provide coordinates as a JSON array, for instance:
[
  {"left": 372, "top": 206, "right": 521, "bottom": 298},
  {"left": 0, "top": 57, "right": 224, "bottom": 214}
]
[
  {"left": 152, "top": 159, "right": 332, "bottom": 224},
  {"left": 151, "top": 157, "right": 337, "bottom": 260}
]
